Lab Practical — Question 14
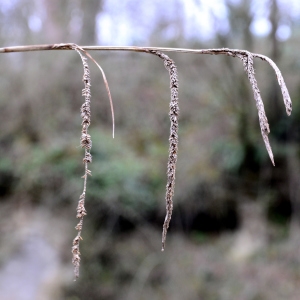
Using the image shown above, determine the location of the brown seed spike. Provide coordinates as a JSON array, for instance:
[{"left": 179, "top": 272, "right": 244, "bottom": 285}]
[
  {"left": 236, "top": 52, "right": 275, "bottom": 166},
  {"left": 149, "top": 50, "right": 179, "bottom": 251},
  {"left": 254, "top": 53, "right": 292, "bottom": 116},
  {"left": 72, "top": 45, "right": 93, "bottom": 279}
]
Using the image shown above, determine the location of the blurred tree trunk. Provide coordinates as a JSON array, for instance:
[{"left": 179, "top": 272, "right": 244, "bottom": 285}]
[
  {"left": 288, "top": 146, "right": 300, "bottom": 238},
  {"left": 43, "top": 0, "right": 102, "bottom": 44},
  {"left": 266, "top": 0, "right": 300, "bottom": 237},
  {"left": 228, "top": 201, "right": 267, "bottom": 262},
  {"left": 43, "top": 0, "right": 70, "bottom": 42},
  {"left": 217, "top": 1, "right": 266, "bottom": 236},
  {"left": 268, "top": 0, "right": 282, "bottom": 124},
  {"left": 80, "top": 0, "right": 102, "bottom": 45},
  {"left": 235, "top": 0, "right": 253, "bottom": 154},
  {"left": 222, "top": 0, "right": 257, "bottom": 172}
]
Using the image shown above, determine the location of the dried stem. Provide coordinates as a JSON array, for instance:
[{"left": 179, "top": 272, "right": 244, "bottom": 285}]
[
  {"left": 149, "top": 50, "right": 179, "bottom": 251},
  {"left": 72, "top": 46, "right": 92, "bottom": 280}
]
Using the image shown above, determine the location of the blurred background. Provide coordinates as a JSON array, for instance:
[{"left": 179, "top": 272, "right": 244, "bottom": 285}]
[{"left": 0, "top": 0, "right": 300, "bottom": 299}]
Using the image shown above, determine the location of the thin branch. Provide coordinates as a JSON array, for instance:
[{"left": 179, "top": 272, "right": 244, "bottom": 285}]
[{"left": 0, "top": 44, "right": 251, "bottom": 55}]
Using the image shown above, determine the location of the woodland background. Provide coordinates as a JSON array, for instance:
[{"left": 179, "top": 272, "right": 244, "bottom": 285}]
[{"left": 0, "top": 0, "right": 300, "bottom": 299}]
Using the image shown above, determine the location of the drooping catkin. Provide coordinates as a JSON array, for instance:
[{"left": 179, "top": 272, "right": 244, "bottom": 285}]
[
  {"left": 149, "top": 50, "right": 179, "bottom": 251},
  {"left": 254, "top": 53, "right": 292, "bottom": 116},
  {"left": 72, "top": 46, "right": 92, "bottom": 279},
  {"left": 236, "top": 52, "right": 275, "bottom": 166}
]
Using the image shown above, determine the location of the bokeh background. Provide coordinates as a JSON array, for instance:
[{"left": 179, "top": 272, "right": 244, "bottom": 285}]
[{"left": 0, "top": 0, "right": 300, "bottom": 299}]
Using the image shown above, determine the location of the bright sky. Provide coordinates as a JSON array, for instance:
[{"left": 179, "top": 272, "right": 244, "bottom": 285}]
[
  {"left": 1, "top": 0, "right": 299, "bottom": 44},
  {"left": 96, "top": 0, "right": 300, "bottom": 45},
  {"left": 97, "top": 0, "right": 229, "bottom": 44}
]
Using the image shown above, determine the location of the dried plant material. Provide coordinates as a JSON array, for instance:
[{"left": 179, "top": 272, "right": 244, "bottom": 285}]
[
  {"left": 0, "top": 43, "right": 293, "bottom": 273},
  {"left": 236, "top": 52, "right": 275, "bottom": 166},
  {"left": 72, "top": 46, "right": 92, "bottom": 279},
  {"left": 51, "top": 43, "right": 115, "bottom": 137},
  {"left": 254, "top": 53, "right": 292, "bottom": 116},
  {"left": 149, "top": 50, "right": 179, "bottom": 251},
  {"left": 70, "top": 44, "right": 115, "bottom": 279},
  {"left": 74, "top": 45, "right": 115, "bottom": 138}
]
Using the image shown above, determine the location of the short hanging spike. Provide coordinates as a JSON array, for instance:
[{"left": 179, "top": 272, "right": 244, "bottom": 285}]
[
  {"left": 237, "top": 52, "right": 275, "bottom": 166},
  {"left": 253, "top": 53, "right": 292, "bottom": 116}
]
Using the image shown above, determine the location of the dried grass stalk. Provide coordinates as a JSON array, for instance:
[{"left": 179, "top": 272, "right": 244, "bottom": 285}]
[
  {"left": 149, "top": 50, "right": 179, "bottom": 251},
  {"left": 70, "top": 44, "right": 115, "bottom": 279},
  {"left": 72, "top": 46, "right": 92, "bottom": 280}
]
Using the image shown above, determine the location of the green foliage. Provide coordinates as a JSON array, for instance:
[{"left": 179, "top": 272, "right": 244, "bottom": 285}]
[
  {"left": 213, "top": 138, "right": 245, "bottom": 172},
  {"left": 87, "top": 130, "right": 163, "bottom": 214}
]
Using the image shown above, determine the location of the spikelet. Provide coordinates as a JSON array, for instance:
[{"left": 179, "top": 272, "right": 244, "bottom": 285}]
[
  {"left": 234, "top": 52, "right": 274, "bottom": 165},
  {"left": 254, "top": 53, "right": 292, "bottom": 116},
  {"left": 149, "top": 50, "right": 179, "bottom": 251}
]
